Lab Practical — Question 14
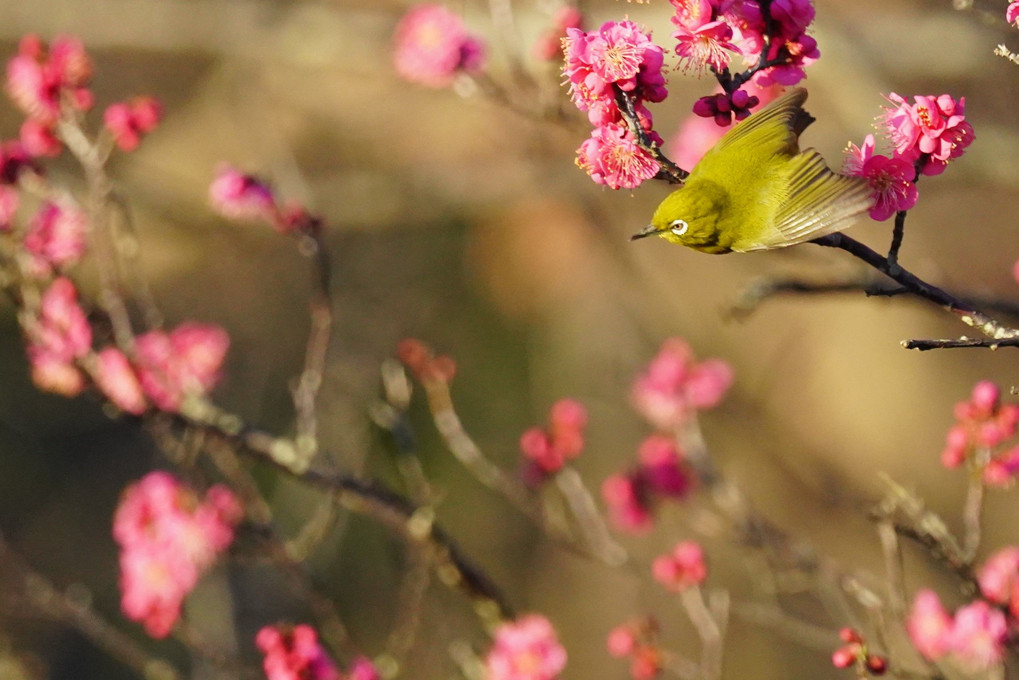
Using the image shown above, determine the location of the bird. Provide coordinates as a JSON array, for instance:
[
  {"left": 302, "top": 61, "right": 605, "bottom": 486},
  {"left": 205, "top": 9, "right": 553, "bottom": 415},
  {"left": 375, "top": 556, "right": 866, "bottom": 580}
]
[{"left": 631, "top": 88, "right": 874, "bottom": 254}]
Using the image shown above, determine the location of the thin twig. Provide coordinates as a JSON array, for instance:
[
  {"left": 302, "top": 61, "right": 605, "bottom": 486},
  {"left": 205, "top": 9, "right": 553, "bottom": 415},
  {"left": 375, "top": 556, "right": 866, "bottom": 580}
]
[
  {"left": 680, "top": 585, "right": 724, "bottom": 680},
  {"left": 903, "top": 336, "right": 1019, "bottom": 350}
]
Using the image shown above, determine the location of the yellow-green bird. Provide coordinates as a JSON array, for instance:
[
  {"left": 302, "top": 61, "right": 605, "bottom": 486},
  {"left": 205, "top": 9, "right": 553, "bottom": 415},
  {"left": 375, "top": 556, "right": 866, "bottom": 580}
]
[{"left": 632, "top": 88, "right": 874, "bottom": 253}]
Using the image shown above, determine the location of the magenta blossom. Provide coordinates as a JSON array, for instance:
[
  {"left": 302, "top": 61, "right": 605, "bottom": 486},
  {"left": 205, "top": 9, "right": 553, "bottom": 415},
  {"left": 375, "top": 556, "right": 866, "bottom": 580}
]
[
  {"left": 1009, "top": 1, "right": 1019, "bottom": 25},
  {"left": 256, "top": 624, "right": 342, "bottom": 680},
  {"left": 843, "top": 134, "right": 917, "bottom": 221},
  {"left": 882, "top": 93, "right": 974, "bottom": 176}
]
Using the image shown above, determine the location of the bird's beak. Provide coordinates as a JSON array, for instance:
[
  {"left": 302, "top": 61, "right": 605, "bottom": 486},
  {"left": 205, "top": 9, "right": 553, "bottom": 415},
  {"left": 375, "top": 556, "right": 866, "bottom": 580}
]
[{"left": 630, "top": 224, "right": 658, "bottom": 241}]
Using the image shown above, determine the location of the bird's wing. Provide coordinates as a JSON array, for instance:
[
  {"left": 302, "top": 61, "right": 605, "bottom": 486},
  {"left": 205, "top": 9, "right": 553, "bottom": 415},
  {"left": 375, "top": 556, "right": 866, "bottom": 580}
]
[
  {"left": 698, "top": 88, "right": 809, "bottom": 171},
  {"left": 742, "top": 149, "right": 873, "bottom": 250}
]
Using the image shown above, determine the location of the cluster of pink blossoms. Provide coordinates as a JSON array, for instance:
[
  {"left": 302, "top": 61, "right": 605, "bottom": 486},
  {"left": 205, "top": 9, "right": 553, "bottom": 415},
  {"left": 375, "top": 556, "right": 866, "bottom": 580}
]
[
  {"left": 257, "top": 624, "right": 379, "bottom": 680},
  {"left": 519, "top": 398, "right": 587, "bottom": 484},
  {"left": 907, "top": 589, "right": 1008, "bottom": 672},
  {"left": 24, "top": 273, "right": 229, "bottom": 413},
  {"left": 392, "top": 4, "right": 486, "bottom": 88},
  {"left": 6, "top": 35, "right": 161, "bottom": 157},
  {"left": 113, "top": 471, "right": 242, "bottom": 638},
  {"left": 484, "top": 614, "right": 567, "bottom": 680},
  {"left": 674, "top": 0, "right": 818, "bottom": 125},
  {"left": 602, "top": 435, "right": 695, "bottom": 532},
  {"left": 843, "top": 92, "right": 973, "bottom": 221},
  {"left": 606, "top": 617, "right": 664, "bottom": 680},
  {"left": 563, "top": 20, "right": 667, "bottom": 189},
  {"left": 209, "top": 164, "right": 320, "bottom": 234},
  {"left": 940, "top": 380, "right": 1019, "bottom": 487}
]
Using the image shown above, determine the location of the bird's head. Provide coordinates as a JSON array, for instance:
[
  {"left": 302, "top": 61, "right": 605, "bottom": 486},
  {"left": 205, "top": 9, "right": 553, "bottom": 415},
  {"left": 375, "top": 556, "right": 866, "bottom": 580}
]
[{"left": 631, "top": 180, "right": 729, "bottom": 251}]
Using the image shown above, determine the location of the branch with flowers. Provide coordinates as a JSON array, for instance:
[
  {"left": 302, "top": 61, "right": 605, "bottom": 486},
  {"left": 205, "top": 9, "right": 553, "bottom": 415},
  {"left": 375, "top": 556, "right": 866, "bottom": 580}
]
[{"left": 0, "top": 2, "right": 1016, "bottom": 680}]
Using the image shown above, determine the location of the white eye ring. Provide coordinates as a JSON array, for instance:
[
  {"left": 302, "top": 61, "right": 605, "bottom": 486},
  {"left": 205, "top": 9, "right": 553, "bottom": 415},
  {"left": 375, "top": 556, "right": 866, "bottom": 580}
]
[{"left": 670, "top": 219, "right": 689, "bottom": 236}]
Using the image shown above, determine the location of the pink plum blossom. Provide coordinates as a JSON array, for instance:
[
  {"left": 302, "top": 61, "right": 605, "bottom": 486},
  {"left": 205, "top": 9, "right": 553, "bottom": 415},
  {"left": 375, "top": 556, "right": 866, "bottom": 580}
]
[
  {"left": 843, "top": 134, "right": 917, "bottom": 221},
  {"left": 392, "top": 4, "right": 486, "bottom": 88},
  {"left": 520, "top": 398, "right": 588, "bottom": 483},
  {"left": 19, "top": 119, "right": 61, "bottom": 157},
  {"left": 575, "top": 122, "right": 660, "bottom": 190},
  {"left": 27, "top": 277, "right": 91, "bottom": 395},
  {"left": 940, "top": 380, "right": 1019, "bottom": 474},
  {"left": 104, "top": 97, "right": 162, "bottom": 151},
  {"left": 484, "top": 614, "right": 567, "bottom": 680},
  {"left": 602, "top": 473, "right": 653, "bottom": 533},
  {"left": 673, "top": 20, "right": 738, "bottom": 74},
  {"left": 209, "top": 164, "right": 277, "bottom": 224},
  {"left": 906, "top": 590, "right": 953, "bottom": 661},
  {"left": 256, "top": 624, "right": 343, "bottom": 680},
  {"left": 631, "top": 338, "right": 733, "bottom": 430},
  {"left": 114, "top": 472, "right": 241, "bottom": 638},
  {"left": 5, "top": 34, "right": 92, "bottom": 126},
  {"left": 949, "top": 601, "right": 1008, "bottom": 671},
  {"left": 1009, "top": 1, "right": 1019, "bottom": 25},
  {"left": 882, "top": 93, "right": 974, "bottom": 176},
  {"left": 25, "top": 200, "right": 88, "bottom": 269},
  {"left": 607, "top": 617, "right": 663, "bottom": 680},
  {"left": 978, "top": 546, "right": 1019, "bottom": 614},
  {"left": 651, "top": 541, "right": 707, "bottom": 591},
  {"left": 93, "top": 346, "right": 147, "bottom": 415},
  {"left": 134, "top": 322, "right": 230, "bottom": 412}
]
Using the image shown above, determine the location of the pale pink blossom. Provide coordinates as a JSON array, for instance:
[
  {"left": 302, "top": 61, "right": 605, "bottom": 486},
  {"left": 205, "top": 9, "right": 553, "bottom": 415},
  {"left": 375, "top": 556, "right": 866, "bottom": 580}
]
[
  {"left": 669, "top": 0, "right": 716, "bottom": 31},
  {"left": 485, "top": 614, "right": 567, "bottom": 680},
  {"left": 31, "top": 276, "right": 91, "bottom": 369},
  {"left": 19, "top": 119, "right": 61, "bottom": 157},
  {"left": 906, "top": 590, "right": 953, "bottom": 661},
  {"left": 93, "top": 346, "right": 147, "bottom": 415},
  {"left": 134, "top": 323, "right": 229, "bottom": 412},
  {"left": 673, "top": 20, "right": 738, "bottom": 74},
  {"left": 392, "top": 4, "right": 486, "bottom": 88},
  {"left": 978, "top": 547, "right": 1019, "bottom": 611},
  {"left": 114, "top": 472, "right": 241, "bottom": 638},
  {"left": 651, "top": 541, "right": 707, "bottom": 591},
  {"left": 25, "top": 201, "right": 88, "bottom": 269},
  {"left": 949, "top": 600, "right": 1008, "bottom": 671},
  {"left": 256, "top": 624, "right": 342, "bottom": 680},
  {"left": 940, "top": 380, "right": 1019, "bottom": 472},
  {"left": 843, "top": 134, "right": 917, "bottom": 221},
  {"left": 576, "top": 122, "right": 660, "bottom": 190},
  {"left": 631, "top": 338, "right": 733, "bottom": 430},
  {"left": 28, "top": 347, "right": 85, "bottom": 396}
]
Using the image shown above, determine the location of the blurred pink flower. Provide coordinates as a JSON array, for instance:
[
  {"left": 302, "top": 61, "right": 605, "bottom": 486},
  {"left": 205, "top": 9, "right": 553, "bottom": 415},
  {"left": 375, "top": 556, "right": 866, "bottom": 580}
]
[
  {"left": 520, "top": 398, "right": 588, "bottom": 482},
  {"left": 25, "top": 200, "right": 88, "bottom": 270},
  {"left": 209, "top": 164, "right": 277, "bottom": 223},
  {"left": 607, "top": 617, "right": 662, "bottom": 680},
  {"left": 1009, "top": 1, "right": 1019, "bottom": 25},
  {"left": 602, "top": 473, "right": 653, "bottom": 533},
  {"left": 28, "top": 276, "right": 91, "bottom": 396},
  {"left": 134, "top": 322, "right": 229, "bottom": 412},
  {"left": 532, "top": 7, "right": 583, "bottom": 61},
  {"left": 114, "top": 472, "right": 241, "bottom": 638},
  {"left": 949, "top": 600, "right": 1008, "bottom": 671},
  {"left": 392, "top": 4, "right": 486, "bottom": 88},
  {"left": 637, "top": 435, "right": 693, "bottom": 497},
  {"left": 631, "top": 338, "right": 732, "bottom": 431},
  {"left": 256, "top": 624, "right": 342, "bottom": 680},
  {"left": 104, "top": 97, "right": 162, "bottom": 151},
  {"left": 978, "top": 547, "right": 1019, "bottom": 612},
  {"left": 485, "top": 614, "right": 567, "bottom": 680},
  {"left": 940, "top": 380, "right": 1019, "bottom": 474},
  {"left": 19, "top": 119, "right": 61, "bottom": 157},
  {"left": 93, "top": 346, "right": 147, "bottom": 415},
  {"left": 907, "top": 590, "right": 953, "bottom": 661},
  {"left": 651, "top": 540, "right": 707, "bottom": 591},
  {"left": 5, "top": 34, "right": 92, "bottom": 126}
]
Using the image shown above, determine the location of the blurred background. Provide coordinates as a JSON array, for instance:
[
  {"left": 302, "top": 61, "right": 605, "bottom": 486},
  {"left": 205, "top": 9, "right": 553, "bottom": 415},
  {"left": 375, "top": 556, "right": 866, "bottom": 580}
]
[{"left": 0, "top": 0, "right": 1016, "bottom": 678}]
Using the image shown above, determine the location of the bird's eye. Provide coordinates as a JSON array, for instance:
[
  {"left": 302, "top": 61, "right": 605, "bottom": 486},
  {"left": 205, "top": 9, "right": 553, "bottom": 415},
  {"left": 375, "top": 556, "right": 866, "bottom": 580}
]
[{"left": 670, "top": 219, "right": 689, "bottom": 236}]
